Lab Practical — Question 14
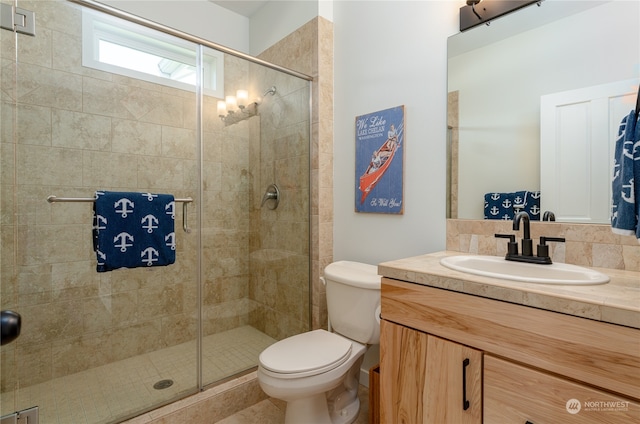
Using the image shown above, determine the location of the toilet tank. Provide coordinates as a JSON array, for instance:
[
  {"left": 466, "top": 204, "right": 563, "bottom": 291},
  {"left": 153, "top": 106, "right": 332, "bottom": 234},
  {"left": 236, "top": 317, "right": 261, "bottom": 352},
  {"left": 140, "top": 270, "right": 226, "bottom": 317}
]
[{"left": 324, "top": 261, "right": 381, "bottom": 345}]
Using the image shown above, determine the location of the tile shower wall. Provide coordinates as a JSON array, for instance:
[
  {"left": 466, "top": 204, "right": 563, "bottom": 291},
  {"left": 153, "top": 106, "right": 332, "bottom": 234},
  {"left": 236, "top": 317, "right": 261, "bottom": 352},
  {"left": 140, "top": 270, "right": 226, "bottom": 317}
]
[
  {"left": 0, "top": 0, "right": 254, "bottom": 392},
  {"left": 447, "top": 219, "right": 640, "bottom": 272}
]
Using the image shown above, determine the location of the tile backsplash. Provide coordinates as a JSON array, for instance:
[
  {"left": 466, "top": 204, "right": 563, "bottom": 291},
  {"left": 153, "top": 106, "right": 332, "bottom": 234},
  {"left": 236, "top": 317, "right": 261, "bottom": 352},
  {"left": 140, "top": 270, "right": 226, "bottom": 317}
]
[{"left": 447, "top": 219, "right": 640, "bottom": 272}]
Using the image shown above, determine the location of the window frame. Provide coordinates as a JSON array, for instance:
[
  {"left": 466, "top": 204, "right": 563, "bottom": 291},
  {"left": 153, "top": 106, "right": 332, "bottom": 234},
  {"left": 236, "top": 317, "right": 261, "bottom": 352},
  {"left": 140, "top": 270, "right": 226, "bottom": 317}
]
[{"left": 82, "top": 9, "right": 224, "bottom": 98}]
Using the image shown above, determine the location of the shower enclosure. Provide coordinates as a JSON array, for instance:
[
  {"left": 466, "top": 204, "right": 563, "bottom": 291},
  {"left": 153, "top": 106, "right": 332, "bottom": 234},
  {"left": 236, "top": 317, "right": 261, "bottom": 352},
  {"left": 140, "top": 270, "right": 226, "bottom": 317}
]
[{"left": 0, "top": 0, "right": 311, "bottom": 422}]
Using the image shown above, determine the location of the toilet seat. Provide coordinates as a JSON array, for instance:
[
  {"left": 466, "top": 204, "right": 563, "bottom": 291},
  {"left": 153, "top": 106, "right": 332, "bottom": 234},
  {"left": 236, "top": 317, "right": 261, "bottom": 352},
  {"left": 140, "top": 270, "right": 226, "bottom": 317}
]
[{"left": 259, "top": 330, "right": 352, "bottom": 378}]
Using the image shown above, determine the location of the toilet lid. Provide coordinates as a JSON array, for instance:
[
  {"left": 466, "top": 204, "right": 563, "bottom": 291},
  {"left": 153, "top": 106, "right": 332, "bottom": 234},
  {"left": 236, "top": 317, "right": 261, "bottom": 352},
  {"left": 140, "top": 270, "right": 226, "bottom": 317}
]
[{"left": 259, "top": 330, "right": 352, "bottom": 376}]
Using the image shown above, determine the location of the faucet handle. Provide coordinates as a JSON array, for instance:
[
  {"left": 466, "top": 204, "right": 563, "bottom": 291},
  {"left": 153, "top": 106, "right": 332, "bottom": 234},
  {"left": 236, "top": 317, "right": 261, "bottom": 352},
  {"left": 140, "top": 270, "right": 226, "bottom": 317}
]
[
  {"left": 537, "top": 236, "right": 565, "bottom": 259},
  {"left": 495, "top": 233, "right": 518, "bottom": 256},
  {"left": 495, "top": 233, "right": 515, "bottom": 242},
  {"left": 540, "top": 236, "right": 565, "bottom": 244}
]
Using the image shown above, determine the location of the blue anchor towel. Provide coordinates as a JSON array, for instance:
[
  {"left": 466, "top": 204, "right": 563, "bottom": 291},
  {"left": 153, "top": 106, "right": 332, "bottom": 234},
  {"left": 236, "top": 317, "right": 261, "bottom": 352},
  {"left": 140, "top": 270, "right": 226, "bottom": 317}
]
[
  {"left": 484, "top": 190, "right": 540, "bottom": 221},
  {"left": 611, "top": 109, "right": 640, "bottom": 241},
  {"left": 93, "top": 191, "right": 176, "bottom": 272}
]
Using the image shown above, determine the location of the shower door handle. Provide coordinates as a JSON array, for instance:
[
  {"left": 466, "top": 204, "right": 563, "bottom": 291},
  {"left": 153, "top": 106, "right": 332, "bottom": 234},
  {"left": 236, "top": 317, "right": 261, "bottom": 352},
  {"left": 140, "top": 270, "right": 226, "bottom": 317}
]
[{"left": 1, "top": 310, "right": 21, "bottom": 346}]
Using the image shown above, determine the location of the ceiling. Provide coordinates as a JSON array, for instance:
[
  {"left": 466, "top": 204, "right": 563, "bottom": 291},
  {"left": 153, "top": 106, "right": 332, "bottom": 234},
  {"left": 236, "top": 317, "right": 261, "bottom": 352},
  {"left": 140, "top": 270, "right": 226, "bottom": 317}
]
[{"left": 211, "top": 0, "right": 269, "bottom": 17}]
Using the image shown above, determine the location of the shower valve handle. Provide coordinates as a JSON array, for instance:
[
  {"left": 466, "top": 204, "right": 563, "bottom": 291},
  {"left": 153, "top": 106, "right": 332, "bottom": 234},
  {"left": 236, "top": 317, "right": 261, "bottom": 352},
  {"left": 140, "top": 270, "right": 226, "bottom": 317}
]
[{"left": 261, "top": 184, "right": 280, "bottom": 210}]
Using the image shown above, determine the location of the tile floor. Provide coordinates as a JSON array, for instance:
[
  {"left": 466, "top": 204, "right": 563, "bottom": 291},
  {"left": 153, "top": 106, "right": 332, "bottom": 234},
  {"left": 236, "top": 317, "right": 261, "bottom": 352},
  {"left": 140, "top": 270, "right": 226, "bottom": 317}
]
[{"left": 1, "top": 326, "right": 275, "bottom": 424}]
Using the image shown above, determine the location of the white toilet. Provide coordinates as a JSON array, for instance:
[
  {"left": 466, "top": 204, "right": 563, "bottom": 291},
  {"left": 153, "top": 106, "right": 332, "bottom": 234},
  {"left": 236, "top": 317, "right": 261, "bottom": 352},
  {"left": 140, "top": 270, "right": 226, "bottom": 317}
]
[{"left": 257, "top": 261, "right": 381, "bottom": 424}]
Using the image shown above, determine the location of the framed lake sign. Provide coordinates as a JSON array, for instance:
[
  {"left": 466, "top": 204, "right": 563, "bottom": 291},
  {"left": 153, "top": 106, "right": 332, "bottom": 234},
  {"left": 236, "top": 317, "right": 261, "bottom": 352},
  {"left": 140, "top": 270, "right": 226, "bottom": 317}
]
[{"left": 355, "top": 105, "right": 405, "bottom": 214}]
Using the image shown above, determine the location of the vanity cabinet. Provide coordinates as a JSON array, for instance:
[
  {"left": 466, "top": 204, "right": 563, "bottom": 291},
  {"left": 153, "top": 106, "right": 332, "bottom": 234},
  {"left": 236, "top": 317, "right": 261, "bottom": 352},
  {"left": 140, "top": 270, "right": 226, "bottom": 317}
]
[
  {"left": 380, "top": 277, "right": 640, "bottom": 423},
  {"left": 380, "top": 320, "right": 482, "bottom": 424}
]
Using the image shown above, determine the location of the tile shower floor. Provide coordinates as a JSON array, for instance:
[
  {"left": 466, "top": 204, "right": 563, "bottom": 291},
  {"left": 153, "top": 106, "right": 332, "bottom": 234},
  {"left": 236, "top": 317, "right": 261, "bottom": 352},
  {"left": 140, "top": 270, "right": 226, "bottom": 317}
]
[{"left": 1, "top": 326, "right": 275, "bottom": 424}]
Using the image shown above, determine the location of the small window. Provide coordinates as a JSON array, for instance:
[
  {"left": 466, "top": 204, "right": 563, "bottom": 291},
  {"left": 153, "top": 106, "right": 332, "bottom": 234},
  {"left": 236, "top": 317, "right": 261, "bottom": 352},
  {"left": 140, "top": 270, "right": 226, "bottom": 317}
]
[{"left": 82, "top": 9, "right": 224, "bottom": 98}]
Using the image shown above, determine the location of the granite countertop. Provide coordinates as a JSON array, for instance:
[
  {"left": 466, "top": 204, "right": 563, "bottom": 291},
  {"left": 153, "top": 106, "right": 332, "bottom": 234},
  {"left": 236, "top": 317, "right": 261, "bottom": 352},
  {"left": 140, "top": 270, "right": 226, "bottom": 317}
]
[{"left": 378, "top": 251, "right": 640, "bottom": 329}]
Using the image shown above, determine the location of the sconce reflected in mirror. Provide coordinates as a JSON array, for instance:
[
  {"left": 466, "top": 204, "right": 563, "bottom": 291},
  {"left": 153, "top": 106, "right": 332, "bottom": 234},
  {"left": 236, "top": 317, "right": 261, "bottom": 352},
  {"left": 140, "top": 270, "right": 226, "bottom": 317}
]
[
  {"left": 217, "top": 86, "right": 277, "bottom": 126},
  {"left": 460, "top": 0, "right": 540, "bottom": 31},
  {"left": 467, "top": 0, "right": 483, "bottom": 21}
]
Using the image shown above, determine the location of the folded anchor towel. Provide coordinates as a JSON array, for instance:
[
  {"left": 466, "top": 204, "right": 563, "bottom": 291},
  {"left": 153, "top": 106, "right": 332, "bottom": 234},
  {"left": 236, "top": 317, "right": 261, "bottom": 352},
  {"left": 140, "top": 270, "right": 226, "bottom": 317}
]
[
  {"left": 484, "top": 190, "right": 540, "bottom": 221},
  {"left": 93, "top": 191, "right": 176, "bottom": 272}
]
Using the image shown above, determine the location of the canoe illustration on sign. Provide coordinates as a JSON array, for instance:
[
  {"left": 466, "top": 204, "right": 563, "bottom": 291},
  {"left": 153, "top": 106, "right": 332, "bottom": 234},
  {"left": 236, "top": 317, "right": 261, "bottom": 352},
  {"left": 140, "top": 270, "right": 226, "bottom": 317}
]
[{"left": 358, "top": 124, "right": 402, "bottom": 204}]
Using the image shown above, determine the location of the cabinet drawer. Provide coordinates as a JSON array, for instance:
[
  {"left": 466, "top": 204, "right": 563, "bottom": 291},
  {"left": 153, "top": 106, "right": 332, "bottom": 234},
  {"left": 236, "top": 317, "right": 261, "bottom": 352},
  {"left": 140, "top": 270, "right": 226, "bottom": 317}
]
[{"left": 484, "top": 355, "right": 640, "bottom": 424}]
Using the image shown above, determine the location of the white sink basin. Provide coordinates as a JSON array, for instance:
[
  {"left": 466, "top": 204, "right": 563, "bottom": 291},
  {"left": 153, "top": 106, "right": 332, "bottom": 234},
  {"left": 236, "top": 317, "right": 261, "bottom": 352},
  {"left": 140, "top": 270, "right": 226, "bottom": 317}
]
[{"left": 440, "top": 255, "right": 609, "bottom": 285}]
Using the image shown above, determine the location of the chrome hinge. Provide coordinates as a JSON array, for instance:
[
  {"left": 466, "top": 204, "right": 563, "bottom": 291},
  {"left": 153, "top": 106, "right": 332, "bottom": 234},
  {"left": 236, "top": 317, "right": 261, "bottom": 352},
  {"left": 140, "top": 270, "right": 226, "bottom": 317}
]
[
  {"left": 0, "top": 406, "right": 39, "bottom": 424},
  {"left": 0, "top": 3, "right": 36, "bottom": 36}
]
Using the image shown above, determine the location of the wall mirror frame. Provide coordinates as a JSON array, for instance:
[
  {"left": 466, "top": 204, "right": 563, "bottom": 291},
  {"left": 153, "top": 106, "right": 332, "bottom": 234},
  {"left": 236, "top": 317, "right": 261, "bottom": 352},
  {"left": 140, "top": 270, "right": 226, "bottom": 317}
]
[{"left": 447, "top": 0, "right": 639, "bottom": 223}]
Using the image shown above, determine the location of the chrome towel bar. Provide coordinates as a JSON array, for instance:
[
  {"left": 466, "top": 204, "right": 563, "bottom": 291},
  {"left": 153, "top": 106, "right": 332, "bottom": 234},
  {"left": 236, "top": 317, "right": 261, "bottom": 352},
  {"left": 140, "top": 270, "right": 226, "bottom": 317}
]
[{"left": 47, "top": 195, "right": 193, "bottom": 233}]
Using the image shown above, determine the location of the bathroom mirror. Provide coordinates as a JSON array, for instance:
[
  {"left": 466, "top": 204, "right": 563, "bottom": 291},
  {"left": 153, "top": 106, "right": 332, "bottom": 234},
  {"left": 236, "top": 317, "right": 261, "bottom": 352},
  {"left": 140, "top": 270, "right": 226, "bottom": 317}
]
[{"left": 447, "top": 0, "right": 639, "bottom": 223}]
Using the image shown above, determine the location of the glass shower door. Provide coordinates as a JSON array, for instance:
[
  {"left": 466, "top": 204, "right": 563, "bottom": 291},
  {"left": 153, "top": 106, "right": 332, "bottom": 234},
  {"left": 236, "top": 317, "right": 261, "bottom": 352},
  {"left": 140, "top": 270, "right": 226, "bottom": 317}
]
[
  {"left": 199, "top": 52, "right": 311, "bottom": 388},
  {"left": 2, "top": 0, "right": 312, "bottom": 421},
  {"left": 1, "top": 0, "right": 21, "bottom": 420},
  {"left": 1, "top": 1, "right": 200, "bottom": 422}
]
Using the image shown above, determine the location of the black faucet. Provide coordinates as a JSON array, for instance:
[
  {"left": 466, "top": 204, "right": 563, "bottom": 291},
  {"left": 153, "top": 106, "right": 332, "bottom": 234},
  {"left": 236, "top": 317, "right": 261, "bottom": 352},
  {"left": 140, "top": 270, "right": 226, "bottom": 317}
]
[
  {"left": 542, "top": 211, "right": 556, "bottom": 221},
  {"left": 494, "top": 211, "right": 565, "bottom": 265}
]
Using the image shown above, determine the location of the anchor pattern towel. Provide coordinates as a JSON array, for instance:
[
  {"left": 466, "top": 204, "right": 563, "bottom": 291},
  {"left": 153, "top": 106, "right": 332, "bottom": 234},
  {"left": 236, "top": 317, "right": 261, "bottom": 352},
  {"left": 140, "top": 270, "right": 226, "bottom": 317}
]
[
  {"left": 484, "top": 190, "right": 540, "bottom": 221},
  {"left": 93, "top": 191, "right": 176, "bottom": 272},
  {"left": 611, "top": 110, "right": 640, "bottom": 241}
]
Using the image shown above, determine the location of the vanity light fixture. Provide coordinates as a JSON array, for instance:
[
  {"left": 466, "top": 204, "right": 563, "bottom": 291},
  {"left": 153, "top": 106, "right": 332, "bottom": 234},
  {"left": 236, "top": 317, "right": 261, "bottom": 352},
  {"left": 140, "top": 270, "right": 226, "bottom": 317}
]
[{"left": 217, "top": 86, "right": 277, "bottom": 126}]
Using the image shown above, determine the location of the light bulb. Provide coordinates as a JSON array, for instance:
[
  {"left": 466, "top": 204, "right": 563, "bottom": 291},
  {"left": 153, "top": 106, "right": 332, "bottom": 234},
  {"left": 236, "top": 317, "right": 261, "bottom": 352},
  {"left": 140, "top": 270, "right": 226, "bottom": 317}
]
[
  {"left": 217, "top": 100, "right": 227, "bottom": 117},
  {"left": 225, "top": 95, "right": 237, "bottom": 113},
  {"left": 236, "top": 90, "right": 248, "bottom": 109}
]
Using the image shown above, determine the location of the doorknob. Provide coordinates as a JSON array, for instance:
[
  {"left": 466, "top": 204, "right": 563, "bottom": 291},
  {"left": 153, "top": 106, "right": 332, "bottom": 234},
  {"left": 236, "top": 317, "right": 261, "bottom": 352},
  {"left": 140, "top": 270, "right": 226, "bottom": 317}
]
[{"left": 1, "top": 310, "right": 21, "bottom": 345}]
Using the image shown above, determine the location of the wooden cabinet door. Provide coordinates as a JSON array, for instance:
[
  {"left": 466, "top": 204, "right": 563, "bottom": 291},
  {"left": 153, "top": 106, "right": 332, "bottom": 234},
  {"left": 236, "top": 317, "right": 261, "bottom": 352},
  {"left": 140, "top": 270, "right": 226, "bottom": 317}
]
[
  {"left": 485, "top": 355, "right": 640, "bottom": 423},
  {"left": 380, "top": 319, "right": 482, "bottom": 424}
]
